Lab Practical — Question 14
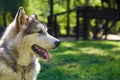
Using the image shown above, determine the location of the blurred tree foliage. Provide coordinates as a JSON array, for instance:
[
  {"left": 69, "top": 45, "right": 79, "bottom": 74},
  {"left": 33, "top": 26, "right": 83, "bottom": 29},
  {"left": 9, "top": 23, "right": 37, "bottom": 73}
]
[
  {"left": 0, "top": 0, "right": 120, "bottom": 34},
  {"left": 0, "top": 0, "right": 26, "bottom": 27},
  {"left": 0, "top": 0, "right": 101, "bottom": 27}
]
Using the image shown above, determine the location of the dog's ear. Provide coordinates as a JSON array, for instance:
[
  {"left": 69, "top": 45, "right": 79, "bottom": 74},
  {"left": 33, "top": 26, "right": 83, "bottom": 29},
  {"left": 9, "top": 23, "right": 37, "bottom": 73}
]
[
  {"left": 16, "top": 7, "right": 28, "bottom": 25},
  {"left": 15, "top": 7, "right": 28, "bottom": 33},
  {"left": 30, "top": 14, "right": 38, "bottom": 20}
]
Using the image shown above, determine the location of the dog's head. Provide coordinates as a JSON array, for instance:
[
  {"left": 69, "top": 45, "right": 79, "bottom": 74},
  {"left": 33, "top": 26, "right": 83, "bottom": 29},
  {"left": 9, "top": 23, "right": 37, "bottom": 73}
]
[{"left": 15, "top": 7, "right": 60, "bottom": 63}]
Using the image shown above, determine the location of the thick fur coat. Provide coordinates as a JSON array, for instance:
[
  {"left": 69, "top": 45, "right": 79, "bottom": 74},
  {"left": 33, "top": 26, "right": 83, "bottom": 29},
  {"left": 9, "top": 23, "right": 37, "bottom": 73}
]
[{"left": 0, "top": 7, "right": 60, "bottom": 80}]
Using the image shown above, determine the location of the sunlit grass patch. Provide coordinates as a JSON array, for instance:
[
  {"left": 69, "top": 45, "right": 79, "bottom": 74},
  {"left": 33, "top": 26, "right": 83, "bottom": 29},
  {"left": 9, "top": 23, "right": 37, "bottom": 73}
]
[{"left": 37, "top": 41, "right": 120, "bottom": 80}]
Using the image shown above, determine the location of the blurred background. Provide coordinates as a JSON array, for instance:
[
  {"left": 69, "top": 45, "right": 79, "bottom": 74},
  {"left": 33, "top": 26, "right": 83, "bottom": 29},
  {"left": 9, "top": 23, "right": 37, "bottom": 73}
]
[{"left": 1, "top": 0, "right": 120, "bottom": 40}]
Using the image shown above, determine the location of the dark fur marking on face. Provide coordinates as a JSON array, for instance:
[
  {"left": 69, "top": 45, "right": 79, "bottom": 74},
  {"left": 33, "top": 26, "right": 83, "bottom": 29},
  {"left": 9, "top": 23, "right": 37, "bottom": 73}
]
[{"left": 24, "top": 17, "right": 47, "bottom": 35}]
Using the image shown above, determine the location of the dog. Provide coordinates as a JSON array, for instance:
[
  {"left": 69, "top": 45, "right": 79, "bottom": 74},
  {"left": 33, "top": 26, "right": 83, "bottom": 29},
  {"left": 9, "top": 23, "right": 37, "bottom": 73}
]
[{"left": 0, "top": 7, "right": 60, "bottom": 80}]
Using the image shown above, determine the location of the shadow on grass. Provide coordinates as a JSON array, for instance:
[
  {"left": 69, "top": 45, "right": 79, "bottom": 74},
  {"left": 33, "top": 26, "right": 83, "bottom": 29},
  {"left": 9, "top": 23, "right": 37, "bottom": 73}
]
[{"left": 37, "top": 41, "right": 120, "bottom": 80}]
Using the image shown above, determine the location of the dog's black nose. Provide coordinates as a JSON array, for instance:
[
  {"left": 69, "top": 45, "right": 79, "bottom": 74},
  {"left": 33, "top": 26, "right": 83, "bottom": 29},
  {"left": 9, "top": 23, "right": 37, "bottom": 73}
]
[{"left": 55, "top": 41, "right": 61, "bottom": 47}]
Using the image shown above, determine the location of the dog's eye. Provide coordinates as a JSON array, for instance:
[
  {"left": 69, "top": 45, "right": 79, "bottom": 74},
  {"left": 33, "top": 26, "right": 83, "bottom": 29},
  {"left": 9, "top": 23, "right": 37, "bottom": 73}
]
[{"left": 38, "top": 30, "right": 44, "bottom": 34}]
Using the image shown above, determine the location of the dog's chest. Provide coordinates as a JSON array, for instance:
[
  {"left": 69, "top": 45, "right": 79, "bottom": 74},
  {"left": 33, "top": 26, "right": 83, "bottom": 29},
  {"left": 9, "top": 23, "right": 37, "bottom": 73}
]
[
  {"left": 0, "top": 61, "right": 39, "bottom": 80},
  {"left": 0, "top": 66, "right": 25, "bottom": 80}
]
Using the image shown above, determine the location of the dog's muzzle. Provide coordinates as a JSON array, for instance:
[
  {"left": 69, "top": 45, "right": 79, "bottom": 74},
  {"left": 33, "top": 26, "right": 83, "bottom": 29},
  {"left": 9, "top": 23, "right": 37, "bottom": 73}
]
[{"left": 31, "top": 41, "right": 60, "bottom": 64}]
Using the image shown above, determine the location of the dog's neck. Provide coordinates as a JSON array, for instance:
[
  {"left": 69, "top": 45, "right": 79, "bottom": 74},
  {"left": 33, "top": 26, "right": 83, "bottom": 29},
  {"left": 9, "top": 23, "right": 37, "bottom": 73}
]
[
  {"left": 14, "top": 32, "right": 37, "bottom": 66},
  {"left": 16, "top": 43, "right": 36, "bottom": 66},
  {"left": 1, "top": 40, "right": 36, "bottom": 67},
  {"left": 0, "top": 22, "right": 37, "bottom": 66}
]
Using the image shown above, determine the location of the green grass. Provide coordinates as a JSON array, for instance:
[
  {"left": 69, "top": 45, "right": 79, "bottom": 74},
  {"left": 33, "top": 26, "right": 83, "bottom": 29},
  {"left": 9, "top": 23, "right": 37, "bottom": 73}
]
[{"left": 37, "top": 41, "right": 120, "bottom": 80}]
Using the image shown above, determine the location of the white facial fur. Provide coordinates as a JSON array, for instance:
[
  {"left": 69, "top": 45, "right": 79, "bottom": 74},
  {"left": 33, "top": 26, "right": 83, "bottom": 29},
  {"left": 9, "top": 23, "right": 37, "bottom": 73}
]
[{"left": 21, "top": 22, "right": 59, "bottom": 51}]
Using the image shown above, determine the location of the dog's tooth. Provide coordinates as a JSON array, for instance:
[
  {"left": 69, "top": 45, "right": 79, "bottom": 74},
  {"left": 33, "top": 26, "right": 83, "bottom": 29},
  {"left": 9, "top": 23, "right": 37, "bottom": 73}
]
[
  {"left": 38, "top": 49, "right": 41, "bottom": 51},
  {"left": 34, "top": 46, "right": 37, "bottom": 48},
  {"left": 36, "top": 46, "right": 39, "bottom": 49}
]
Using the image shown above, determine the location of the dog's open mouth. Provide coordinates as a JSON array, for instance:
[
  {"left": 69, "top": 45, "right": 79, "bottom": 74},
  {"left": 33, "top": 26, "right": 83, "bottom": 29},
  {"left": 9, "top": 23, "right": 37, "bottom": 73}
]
[{"left": 32, "top": 44, "right": 50, "bottom": 64}]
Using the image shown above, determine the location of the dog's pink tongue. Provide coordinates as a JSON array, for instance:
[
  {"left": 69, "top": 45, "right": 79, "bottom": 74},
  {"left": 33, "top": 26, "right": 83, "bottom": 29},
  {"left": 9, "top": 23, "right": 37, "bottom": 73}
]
[
  {"left": 43, "top": 50, "right": 50, "bottom": 64},
  {"left": 46, "top": 52, "right": 50, "bottom": 64}
]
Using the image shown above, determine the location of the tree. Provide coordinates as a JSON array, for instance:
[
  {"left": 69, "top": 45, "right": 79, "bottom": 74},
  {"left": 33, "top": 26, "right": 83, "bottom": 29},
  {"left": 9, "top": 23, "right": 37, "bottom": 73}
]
[{"left": 0, "top": 0, "right": 25, "bottom": 27}]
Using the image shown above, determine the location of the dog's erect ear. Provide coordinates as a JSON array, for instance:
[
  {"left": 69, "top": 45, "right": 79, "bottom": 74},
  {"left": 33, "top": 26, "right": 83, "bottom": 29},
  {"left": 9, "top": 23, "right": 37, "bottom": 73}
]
[
  {"left": 15, "top": 7, "right": 28, "bottom": 33},
  {"left": 30, "top": 14, "right": 38, "bottom": 20},
  {"left": 16, "top": 7, "right": 28, "bottom": 25}
]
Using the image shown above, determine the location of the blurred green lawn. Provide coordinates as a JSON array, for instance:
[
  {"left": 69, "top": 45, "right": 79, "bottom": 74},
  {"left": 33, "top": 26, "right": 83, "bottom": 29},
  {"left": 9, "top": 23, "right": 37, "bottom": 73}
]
[{"left": 37, "top": 41, "right": 120, "bottom": 80}]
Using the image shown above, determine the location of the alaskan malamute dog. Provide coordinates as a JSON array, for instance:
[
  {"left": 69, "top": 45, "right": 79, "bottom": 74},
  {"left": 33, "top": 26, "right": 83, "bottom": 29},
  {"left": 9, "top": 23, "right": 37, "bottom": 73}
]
[{"left": 0, "top": 7, "right": 60, "bottom": 80}]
